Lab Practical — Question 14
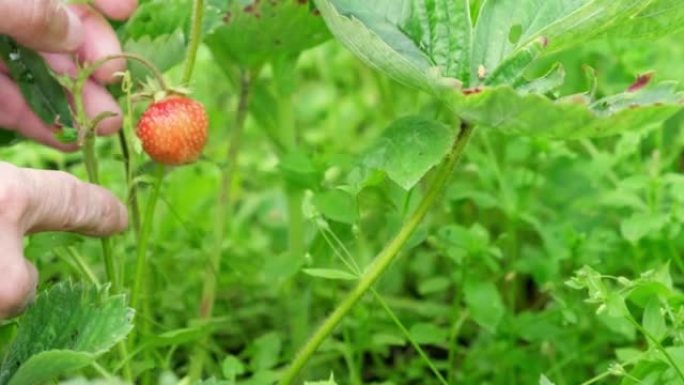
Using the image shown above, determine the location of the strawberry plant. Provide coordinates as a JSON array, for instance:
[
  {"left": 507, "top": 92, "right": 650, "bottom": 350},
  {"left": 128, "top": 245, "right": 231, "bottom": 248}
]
[{"left": 1, "top": 0, "right": 684, "bottom": 384}]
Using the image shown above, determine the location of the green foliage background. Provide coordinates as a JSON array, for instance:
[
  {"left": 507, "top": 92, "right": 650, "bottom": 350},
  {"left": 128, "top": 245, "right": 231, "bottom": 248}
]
[{"left": 1, "top": 0, "right": 684, "bottom": 384}]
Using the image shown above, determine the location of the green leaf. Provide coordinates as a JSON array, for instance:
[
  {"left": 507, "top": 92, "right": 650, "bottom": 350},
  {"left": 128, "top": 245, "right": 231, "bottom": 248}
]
[
  {"left": 25, "top": 233, "right": 84, "bottom": 260},
  {"left": 0, "top": 37, "right": 73, "bottom": 130},
  {"left": 206, "top": 0, "right": 330, "bottom": 69},
  {"left": 620, "top": 212, "right": 669, "bottom": 243},
  {"left": 312, "top": 189, "right": 358, "bottom": 224},
  {"left": 7, "top": 351, "right": 92, "bottom": 385},
  {"left": 121, "top": 0, "right": 190, "bottom": 40},
  {"left": 221, "top": 355, "right": 245, "bottom": 382},
  {"left": 317, "top": 0, "right": 684, "bottom": 140},
  {"left": 316, "top": 0, "right": 468, "bottom": 93},
  {"left": 354, "top": 116, "right": 457, "bottom": 190},
  {"left": 446, "top": 84, "right": 682, "bottom": 140},
  {"left": 123, "top": 30, "right": 186, "bottom": 82},
  {"left": 539, "top": 375, "right": 557, "bottom": 385},
  {"left": 302, "top": 268, "right": 358, "bottom": 281},
  {"left": 599, "top": 0, "right": 684, "bottom": 40},
  {"left": 642, "top": 298, "right": 667, "bottom": 345},
  {"left": 463, "top": 278, "right": 505, "bottom": 333},
  {"left": 0, "top": 282, "right": 133, "bottom": 384},
  {"left": 408, "top": 322, "right": 448, "bottom": 344},
  {"left": 249, "top": 332, "right": 282, "bottom": 372}
]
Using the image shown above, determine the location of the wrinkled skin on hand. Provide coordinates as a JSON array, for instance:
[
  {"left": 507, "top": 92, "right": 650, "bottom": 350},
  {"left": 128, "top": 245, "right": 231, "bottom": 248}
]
[
  {"left": 0, "top": 0, "right": 137, "bottom": 318},
  {"left": 0, "top": 162, "right": 128, "bottom": 318},
  {"left": 0, "top": 0, "right": 138, "bottom": 149}
]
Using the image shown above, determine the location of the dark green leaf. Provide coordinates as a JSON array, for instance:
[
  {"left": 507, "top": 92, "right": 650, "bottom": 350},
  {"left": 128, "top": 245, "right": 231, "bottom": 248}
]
[
  {"left": 0, "top": 283, "right": 133, "bottom": 384},
  {"left": 0, "top": 37, "right": 73, "bottom": 130},
  {"left": 206, "top": 0, "right": 331, "bottom": 69}
]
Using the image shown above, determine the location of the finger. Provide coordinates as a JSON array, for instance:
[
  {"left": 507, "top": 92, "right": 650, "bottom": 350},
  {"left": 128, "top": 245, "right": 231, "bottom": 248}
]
[
  {"left": 0, "top": 165, "right": 38, "bottom": 319},
  {"left": 70, "top": 5, "right": 126, "bottom": 84},
  {"left": 0, "top": 72, "right": 77, "bottom": 151},
  {"left": 92, "top": 0, "right": 138, "bottom": 21},
  {"left": 0, "top": 225, "right": 37, "bottom": 319},
  {"left": 42, "top": 53, "right": 123, "bottom": 135},
  {"left": 20, "top": 166, "right": 128, "bottom": 236},
  {"left": 0, "top": 0, "right": 84, "bottom": 53}
]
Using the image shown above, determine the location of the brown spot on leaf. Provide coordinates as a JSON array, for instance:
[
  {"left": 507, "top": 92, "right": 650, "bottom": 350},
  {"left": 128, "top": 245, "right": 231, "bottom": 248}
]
[
  {"left": 628, "top": 72, "right": 654, "bottom": 93},
  {"left": 463, "top": 87, "right": 482, "bottom": 96},
  {"left": 538, "top": 36, "right": 549, "bottom": 48},
  {"left": 223, "top": 11, "right": 232, "bottom": 23}
]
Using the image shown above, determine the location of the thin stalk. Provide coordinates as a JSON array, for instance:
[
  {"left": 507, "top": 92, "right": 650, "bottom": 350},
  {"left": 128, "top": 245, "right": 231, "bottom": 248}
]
[
  {"left": 188, "top": 71, "right": 252, "bottom": 380},
  {"left": 126, "top": 164, "right": 164, "bottom": 384},
  {"left": 447, "top": 310, "right": 469, "bottom": 384},
  {"left": 78, "top": 101, "right": 120, "bottom": 294},
  {"left": 371, "top": 290, "right": 449, "bottom": 385},
  {"left": 182, "top": 0, "right": 205, "bottom": 85},
  {"left": 130, "top": 164, "right": 165, "bottom": 310},
  {"left": 118, "top": 81, "right": 141, "bottom": 239},
  {"left": 67, "top": 247, "right": 100, "bottom": 286},
  {"left": 278, "top": 122, "right": 475, "bottom": 385}
]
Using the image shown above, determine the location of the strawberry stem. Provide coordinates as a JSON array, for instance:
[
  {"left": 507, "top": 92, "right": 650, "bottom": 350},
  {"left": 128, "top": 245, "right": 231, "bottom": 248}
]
[
  {"left": 182, "top": 0, "right": 205, "bottom": 85},
  {"left": 79, "top": 52, "right": 168, "bottom": 92}
]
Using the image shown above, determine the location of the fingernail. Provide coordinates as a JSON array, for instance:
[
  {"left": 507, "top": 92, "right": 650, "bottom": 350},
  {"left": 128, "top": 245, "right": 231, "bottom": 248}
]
[{"left": 62, "top": 7, "right": 85, "bottom": 51}]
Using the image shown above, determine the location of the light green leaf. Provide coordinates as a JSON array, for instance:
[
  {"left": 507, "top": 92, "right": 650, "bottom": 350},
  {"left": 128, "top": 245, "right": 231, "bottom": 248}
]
[
  {"left": 302, "top": 268, "right": 358, "bottom": 281},
  {"left": 354, "top": 116, "right": 457, "bottom": 190},
  {"left": 539, "top": 375, "right": 557, "bottom": 385},
  {"left": 123, "top": 31, "right": 186, "bottom": 82},
  {"left": 0, "top": 283, "right": 134, "bottom": 385},
  {"left": 620, "top": 213, "right": 669, "bottom": 243},
  {"left": 446, "top": 84, "right": 682, "bottom": 139},
  {"left": 642, "top": 298, "right": 667, "bottom": 344},
  {"left": 221, "top": 355, "right": 245, "bottom": 382},
  {"left": 25, "top": 233, "right": 83, "bottom": 260},
  {"left": 408, "top": 322, "right": 448, "bottom": 344},
  {"left": 8, "top": 351, "right": 92, "bottom": 385},
  {"left": 463, "top": 279, "right": 505, "bottom": 333},
  {"left": 599, "top": 0, "right": 684, "bottom": 40},
  {"left": 249, "top": 332, "right": 282, "bottom": 371},
  {"left": 312, "top": 189, "right": 358, "bottom": 224}
]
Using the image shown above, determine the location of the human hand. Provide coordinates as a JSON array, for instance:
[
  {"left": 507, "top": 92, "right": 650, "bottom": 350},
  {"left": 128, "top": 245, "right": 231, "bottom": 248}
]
[
  {"left": 0, "top": 162, "right": 128, "bottom": 318},
  {"left": 0, "top": 0, "right": 138, "bottom": 150}
]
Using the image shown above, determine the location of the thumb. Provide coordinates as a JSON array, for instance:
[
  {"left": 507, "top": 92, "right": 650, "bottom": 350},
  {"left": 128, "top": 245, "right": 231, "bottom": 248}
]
[{"left": 0, "top": 0, "right": 84, "bottom": 52}]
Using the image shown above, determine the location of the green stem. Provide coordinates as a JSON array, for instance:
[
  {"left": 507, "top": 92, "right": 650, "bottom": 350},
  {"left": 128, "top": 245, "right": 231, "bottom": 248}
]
[
  {"left": 130, "top": 164, "right": 165, "bottom": 310},
  {"left": 627, "top": 316, "right": 684, "bottom": 382},
  {"left": 188, "top": 71, "right": 252, "bottom": 380},
  {"left": 118, "top": 117, "right": 141, "bottom": 239},
  {"left": 182, "top": 0, "right": 205, "bottom": 85},
  {"left": 447, "top": 310, "right": 469, "bottom": 384},
  {"left": 278, "top": 122, "right": 475, "bottom": 385},
  {"left": 79, "top": 107, "right": 120, "bottom": 295}
]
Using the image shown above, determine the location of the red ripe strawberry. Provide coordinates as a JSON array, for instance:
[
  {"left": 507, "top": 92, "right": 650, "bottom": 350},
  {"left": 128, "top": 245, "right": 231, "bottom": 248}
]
[{"left": 136, "top": 96, "right": 208, "bottom": 165}]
